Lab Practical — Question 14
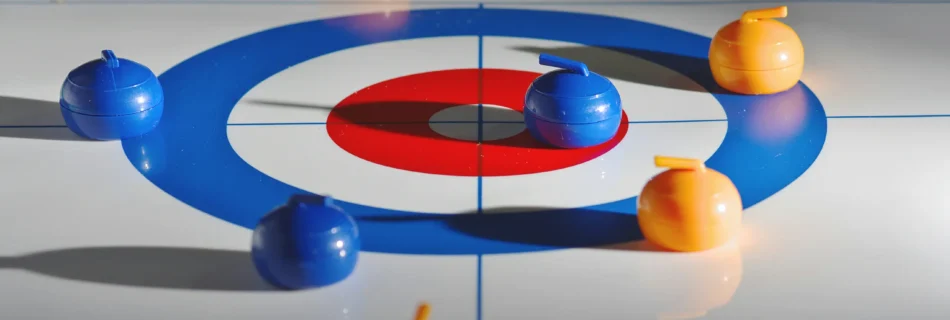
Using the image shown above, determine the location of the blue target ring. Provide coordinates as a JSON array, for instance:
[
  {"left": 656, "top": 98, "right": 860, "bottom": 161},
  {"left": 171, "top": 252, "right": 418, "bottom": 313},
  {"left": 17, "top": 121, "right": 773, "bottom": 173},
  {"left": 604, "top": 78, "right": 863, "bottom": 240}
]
[{"left": 121, "top": 8, "right": 826, "bottom": 255}]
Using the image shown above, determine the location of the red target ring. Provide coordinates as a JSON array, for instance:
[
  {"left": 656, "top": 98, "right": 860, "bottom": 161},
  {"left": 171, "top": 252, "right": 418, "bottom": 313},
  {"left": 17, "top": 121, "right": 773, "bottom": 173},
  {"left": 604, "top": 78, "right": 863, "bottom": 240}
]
[{"left": 326, "top": 69, "right": 629, "bottom": 177}]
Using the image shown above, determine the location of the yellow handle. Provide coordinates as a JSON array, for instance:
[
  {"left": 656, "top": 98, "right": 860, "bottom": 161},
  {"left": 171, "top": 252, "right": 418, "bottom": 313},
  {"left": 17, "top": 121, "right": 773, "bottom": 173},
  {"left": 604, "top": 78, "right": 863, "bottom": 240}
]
[
  {"left": 740, "top": 6, "right": 787, "bottom": 23},
  {"left": 415, "top": 303, "right": 431, "bottom": 320},
  {"left": 655, "top": 156, "right": 705, "bottom": 172}
]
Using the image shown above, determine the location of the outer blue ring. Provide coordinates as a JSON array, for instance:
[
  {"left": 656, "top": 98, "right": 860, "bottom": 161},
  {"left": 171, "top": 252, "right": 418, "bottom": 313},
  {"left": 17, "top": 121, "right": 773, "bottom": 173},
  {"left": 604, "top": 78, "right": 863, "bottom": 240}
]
[{"left": 121, "top": 8, "right": 827, "bottom": 255}]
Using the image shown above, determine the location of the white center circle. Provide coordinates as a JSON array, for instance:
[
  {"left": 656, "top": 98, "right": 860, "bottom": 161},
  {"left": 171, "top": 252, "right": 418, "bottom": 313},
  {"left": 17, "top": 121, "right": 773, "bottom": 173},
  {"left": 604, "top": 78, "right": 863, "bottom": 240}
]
[{"left": 428, "top": 104, "right": 526, "bottom": 141}]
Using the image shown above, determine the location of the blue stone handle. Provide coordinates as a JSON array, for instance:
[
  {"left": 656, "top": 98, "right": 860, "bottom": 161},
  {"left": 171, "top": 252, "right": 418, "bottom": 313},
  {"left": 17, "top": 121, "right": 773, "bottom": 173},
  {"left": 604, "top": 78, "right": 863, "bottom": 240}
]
[
  {"left": 538, "top": 53, "right": 589, "bottom": 76},
  {"left": 101, "top": 50, "right": 120, "bottom": 68}
]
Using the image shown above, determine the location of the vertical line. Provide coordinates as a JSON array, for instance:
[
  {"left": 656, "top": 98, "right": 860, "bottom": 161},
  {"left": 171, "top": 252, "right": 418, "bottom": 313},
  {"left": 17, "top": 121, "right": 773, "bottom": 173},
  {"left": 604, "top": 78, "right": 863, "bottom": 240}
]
[
  {"left": 476, "top": 5, "right": 485, "bottom": 320},
  {"left": 476, "top": 3, "right": 484, "bottom": 214},
  {"left": 476, "top": 254, "right": 483, "bottom": 320},
  {"left": 477, "top": 40, "right": 484, "bottom": 143}
]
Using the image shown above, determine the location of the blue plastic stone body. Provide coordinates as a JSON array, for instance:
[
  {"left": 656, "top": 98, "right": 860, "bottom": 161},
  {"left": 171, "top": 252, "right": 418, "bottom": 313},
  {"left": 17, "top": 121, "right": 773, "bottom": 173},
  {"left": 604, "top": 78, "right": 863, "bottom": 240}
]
[
  {"left": 524, "top": 53, "right": 622, "bottom": 148},
  {"left": 251, "top": 195, "right": 360, "bottom": 290},
  {"left": 60, "top": 50, "right": 164, "bottom": 140},
  {"left": 525, "top": 114, "right": 620, "bottom": 148}
]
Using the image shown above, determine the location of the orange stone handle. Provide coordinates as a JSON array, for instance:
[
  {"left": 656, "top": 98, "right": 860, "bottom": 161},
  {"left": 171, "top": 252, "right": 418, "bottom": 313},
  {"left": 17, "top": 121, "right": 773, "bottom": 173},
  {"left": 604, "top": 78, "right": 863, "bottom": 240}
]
[
  {"left": 740, "top": 6, "right": 788, "bottom": 24},
  {"left": 415, "top": 303, "right": 431, "bottom": 320},
  {"left": 654, "top": 156, "right": 706, "bottom": 172}
]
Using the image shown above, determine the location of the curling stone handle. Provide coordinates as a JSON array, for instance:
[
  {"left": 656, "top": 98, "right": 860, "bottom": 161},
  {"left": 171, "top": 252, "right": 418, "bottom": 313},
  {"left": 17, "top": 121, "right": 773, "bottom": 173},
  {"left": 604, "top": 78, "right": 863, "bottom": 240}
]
[
  {"left": 287, "top": 194, "right": 335, "bottom": 209},
  {"left": 655, "top": 156, "right": 706, "bottom": 172},
  {"left": 101, "top": 50, "right": 120, "bottom": 68},
  {"left": 539, "top": 53, "right": 590, "bottom": 76},
  {"left": 415, "top": 303, "right": 431, "bottom": 320},
  {"left": 740, "top": 6, "right": 787, "bottom": 24}
]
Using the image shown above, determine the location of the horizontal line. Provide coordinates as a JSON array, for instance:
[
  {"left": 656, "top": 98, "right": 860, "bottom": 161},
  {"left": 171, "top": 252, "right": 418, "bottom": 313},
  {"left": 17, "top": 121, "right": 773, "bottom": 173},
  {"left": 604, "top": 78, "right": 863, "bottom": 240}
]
[
  {"left": 2, "top": 114, "right": 947, "bottom": 129},
  {"left": 1, "top": 114, "right": 942, "bottom": 129},
  {"left": 227, "top": 119, "right": 729, "bottom": 126},
  {"left": 228, "top": 121, "right": 478, "bottom": 126},
  {"left": 628, "top": 119, "right": 726, "bottom": 124},
  {"left": 228, "top": 120, "right": 529, "bottom": 126},
  {"left": 0, "top": 125, "right": 68, "bottom": 128},
  {"left": 3, "top": 0, "right": 947, "bottom": 5},
  {"left": 228, "top": 122, "right": 328, "bottom": 126},
  {"left": 485, "top": 0, "right": 950, "bottom": 4},
  {"left": 827, "top": 114, "right": 950, "bottom": 119}
]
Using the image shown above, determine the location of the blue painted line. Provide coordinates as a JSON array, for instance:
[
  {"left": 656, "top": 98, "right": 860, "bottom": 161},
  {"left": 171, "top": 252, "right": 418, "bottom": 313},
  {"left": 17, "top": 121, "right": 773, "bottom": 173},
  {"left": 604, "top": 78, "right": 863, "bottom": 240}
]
[
  {"left": 476, "top": 5, "right": 485, "bottom": 320},
  {"left": 478, "top": 4, "right": 485, "bottom": 146},
  {"left": 3, "top": 115, "right": 949, "bottom": 130},
  {"left": 476, "top": 254, "right": 483, "bottom": 320},
  {"left": 477, "top": 1, "right": 485, "bottom": 214},
  {"left": 224, "top": 119, "right": 728, "bottom": 127},
  {"left": 218, "top": 115, "right": 950, "bottom": 127}
]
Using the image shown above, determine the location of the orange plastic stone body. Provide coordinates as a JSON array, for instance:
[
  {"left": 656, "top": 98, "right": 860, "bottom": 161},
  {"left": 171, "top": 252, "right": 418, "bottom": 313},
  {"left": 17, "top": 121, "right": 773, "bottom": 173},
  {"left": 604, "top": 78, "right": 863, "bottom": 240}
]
[
  {"left": 708, "top": 6, "right": 804, "bottom": 95},
  {"left": 637, "top": 156, "right": 743, "bottom": 252}
]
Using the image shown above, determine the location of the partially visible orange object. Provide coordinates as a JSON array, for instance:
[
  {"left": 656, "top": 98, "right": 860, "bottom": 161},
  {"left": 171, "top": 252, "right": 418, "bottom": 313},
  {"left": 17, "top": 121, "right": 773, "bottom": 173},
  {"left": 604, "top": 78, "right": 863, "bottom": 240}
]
[
  {"left": 637, "top": 156, "right": 743, "bottom": 252},
  {"left": 708, "top": 6, "right": 804, "bottom": 95},
  {"left": 415, "top": 302, "right": 431, "bottom": 320}
]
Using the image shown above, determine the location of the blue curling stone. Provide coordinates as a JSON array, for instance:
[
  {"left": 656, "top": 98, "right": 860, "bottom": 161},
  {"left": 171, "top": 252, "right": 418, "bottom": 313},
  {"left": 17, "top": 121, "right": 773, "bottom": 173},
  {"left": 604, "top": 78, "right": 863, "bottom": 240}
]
[
  {"left": 60, "top": 50, "right": 163, "bottom": 140},
  {"left": 251, "top": 194, "right": 360, "bottom": 290},
  {"left": 524, "top": 54, "right": 622, "bottom": 149}
]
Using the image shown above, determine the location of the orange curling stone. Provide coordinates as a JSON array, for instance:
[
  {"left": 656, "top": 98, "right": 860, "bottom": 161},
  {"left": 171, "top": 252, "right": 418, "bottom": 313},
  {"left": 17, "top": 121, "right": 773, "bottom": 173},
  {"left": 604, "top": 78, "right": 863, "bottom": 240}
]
[
  {"left": 637, "top": 156, "right": 743, "bottom": 252},
  {"left": 708, "top": 5, "right": 804, "bottom": 95}
]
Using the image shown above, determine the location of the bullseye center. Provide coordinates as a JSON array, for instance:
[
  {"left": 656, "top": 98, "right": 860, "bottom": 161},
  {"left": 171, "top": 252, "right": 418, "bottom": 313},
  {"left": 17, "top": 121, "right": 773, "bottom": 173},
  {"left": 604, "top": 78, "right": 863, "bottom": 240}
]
[{"left": 428, "top": 104, "right": 526, "bottom": 141}]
